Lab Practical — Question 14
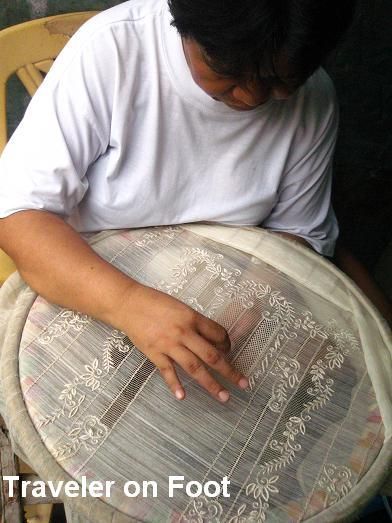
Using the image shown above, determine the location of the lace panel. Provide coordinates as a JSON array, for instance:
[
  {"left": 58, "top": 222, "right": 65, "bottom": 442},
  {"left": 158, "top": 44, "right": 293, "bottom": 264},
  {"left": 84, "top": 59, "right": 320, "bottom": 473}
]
[{"left": 19, "top": 226, "right": 387, "bottom": 522}]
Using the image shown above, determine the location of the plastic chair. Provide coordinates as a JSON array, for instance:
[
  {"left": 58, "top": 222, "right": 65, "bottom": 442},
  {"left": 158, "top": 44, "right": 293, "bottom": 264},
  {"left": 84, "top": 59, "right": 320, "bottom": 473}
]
[
  {"left": 0, "top": 12, "right": 97, "bottom": 522},
  {"left": 0, "top": 12, "right": 97, "bottom": 285}
]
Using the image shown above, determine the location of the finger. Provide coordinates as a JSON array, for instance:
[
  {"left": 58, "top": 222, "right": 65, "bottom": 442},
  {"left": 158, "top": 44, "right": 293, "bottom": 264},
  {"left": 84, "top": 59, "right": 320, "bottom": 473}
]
[
  {"left": 185, "top": 332, "right": 249, "bottom": 390},
  {"left": 154, "top": 354, "right": 185, "bottom": 400},
  {"left": 172, "top": 349, "right": 231, "bottom": 403},
  {"left": 196, "top": 316, "right": 231, "bottom": 353}
]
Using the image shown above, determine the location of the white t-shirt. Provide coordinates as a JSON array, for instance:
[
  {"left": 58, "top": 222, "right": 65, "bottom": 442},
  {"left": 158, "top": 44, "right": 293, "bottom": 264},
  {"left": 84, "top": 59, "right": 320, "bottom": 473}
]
[{"left": 0, "top": 0, "right": 339, "bottom": 255}]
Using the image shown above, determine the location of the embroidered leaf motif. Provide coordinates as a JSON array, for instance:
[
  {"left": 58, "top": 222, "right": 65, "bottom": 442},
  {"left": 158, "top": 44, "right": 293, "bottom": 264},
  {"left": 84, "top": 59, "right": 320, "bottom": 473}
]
[
  {"left": 246, "top": 483, "right": 256, "bottom": 496},
  {"left": 238, "top": 504, "right": 246, "bottom": 516}
]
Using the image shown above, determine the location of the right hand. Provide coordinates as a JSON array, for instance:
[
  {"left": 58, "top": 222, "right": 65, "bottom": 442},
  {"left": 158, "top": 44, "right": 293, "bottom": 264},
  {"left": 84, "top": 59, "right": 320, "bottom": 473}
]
[
  {"left": 0, "top": 211, "right": 249, "bottom": 402},
  {"left": 116, "top": 282, "right": 249, "bottom": 402}
]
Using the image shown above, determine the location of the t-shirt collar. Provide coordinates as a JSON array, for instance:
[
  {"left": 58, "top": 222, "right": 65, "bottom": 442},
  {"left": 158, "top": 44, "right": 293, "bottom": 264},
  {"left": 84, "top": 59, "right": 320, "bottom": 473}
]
[{"left": 161, "top": 3, "right": 273, "bottom": 117}]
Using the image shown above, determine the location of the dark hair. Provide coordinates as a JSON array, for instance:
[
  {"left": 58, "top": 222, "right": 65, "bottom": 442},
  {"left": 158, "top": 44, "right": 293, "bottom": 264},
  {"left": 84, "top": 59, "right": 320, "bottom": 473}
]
[{"left": 168, "top": 0, "right": 357, "bottom": 87}]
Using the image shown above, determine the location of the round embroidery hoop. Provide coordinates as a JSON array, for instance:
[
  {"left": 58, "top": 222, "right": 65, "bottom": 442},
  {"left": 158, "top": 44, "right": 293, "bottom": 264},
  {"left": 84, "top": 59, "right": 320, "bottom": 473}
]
[{"left": 0, "top": 225, "right": 391, "bottom": 522}]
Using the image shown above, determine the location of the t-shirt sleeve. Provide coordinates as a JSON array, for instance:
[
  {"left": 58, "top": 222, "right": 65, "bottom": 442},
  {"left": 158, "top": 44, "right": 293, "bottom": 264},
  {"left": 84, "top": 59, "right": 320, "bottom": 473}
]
[
  {"left": 261, "top": 70, "right": 339, "bottom": 257},
  {"left": 0, "top": 22, "right": 118, "bottom": 219}
]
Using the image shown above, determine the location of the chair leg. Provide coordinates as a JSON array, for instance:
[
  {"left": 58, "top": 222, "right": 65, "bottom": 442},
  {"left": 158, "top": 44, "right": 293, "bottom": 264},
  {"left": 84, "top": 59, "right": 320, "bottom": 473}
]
[{"left": 0, "top": 421, "right": 24, "bottom": 522}]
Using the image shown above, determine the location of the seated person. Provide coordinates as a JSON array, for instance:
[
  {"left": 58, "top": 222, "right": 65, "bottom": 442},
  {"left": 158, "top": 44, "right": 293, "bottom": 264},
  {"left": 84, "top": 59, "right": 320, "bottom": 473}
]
[{"left": 0, "top": 0, "right": 364, "bottom": 402}]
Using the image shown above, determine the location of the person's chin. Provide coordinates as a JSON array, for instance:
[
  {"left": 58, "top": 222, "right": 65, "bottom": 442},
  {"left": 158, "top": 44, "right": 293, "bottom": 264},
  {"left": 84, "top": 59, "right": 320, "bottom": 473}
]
[
  {"left": 228, "top": 104, "right": 259, "bottom": 111},
  {"left": 210, "top": 95, "right": 267, "bottom": 111},
  {"left": 223, "top": 102, "right": 264, "bottom": 111},
  {"left": 214, "top": 98, "right": 268, "bottom": 111}
]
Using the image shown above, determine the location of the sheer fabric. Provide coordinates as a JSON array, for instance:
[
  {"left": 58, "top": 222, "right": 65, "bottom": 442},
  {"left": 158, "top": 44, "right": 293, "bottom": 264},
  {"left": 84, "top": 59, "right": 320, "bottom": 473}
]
[{"left": 0, "top": 225, "right": 390, "bottom": 522}]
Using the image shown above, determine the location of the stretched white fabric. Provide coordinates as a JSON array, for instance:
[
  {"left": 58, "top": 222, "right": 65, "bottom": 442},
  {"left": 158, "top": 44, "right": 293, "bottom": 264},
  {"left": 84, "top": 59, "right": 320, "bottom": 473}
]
[{"left": 0, "top": 225, "right": 390, "bottom": 522}]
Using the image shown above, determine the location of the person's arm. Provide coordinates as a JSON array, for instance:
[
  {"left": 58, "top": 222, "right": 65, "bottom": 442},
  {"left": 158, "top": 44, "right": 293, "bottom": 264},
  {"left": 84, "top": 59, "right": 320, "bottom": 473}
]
[
  {"left": 333, "top": 242, "right": 392, "bottom": 326},
  {"left": 262, "top": 69, "right": 339, "bottom": 257},
  {"left": 0, "top": 21, "right": 247, "bottom": 402},
  {"left": 0, "top": 210, "right": 248, "bottom": 401},
  {"left": 274, "top": 232, "right": 392, "bottom": 326}
]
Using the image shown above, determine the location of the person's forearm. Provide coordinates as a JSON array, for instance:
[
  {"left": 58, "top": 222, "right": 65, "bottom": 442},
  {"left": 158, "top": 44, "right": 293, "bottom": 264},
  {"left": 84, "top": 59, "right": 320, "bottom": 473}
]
[
  {"left": 334, "top": 243, "right": 392, "bottom": 326},
  {"left": 0, "top": 210, "right": 248, "bottom": 401},
  {"left": 0, "top": 210, "right": 136, "bottom": 330},
  {"left": 274, "top": 232, "right": 391, "bottom": 324}
]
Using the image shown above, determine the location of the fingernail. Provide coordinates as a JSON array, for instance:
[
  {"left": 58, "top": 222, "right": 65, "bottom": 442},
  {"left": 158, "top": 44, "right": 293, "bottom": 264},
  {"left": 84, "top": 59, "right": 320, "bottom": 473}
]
[
  {"left": 239, "top": 377, "right": 249, "bottom": 389},
  {"left": 175, "top": 388, "right": 185, "bottom": 400},
  {"left": 218, "top": 390, "right": 230, "bottom": 402}
]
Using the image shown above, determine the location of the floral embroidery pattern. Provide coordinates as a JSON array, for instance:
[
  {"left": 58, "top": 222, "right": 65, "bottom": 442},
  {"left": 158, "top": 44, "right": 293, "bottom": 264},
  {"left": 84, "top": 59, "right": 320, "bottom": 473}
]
[
  {"left": 325, "top": 320, "right": 360, "bottom": 369},
  {"left": 318, "top": 464, "right": 353, "bottom": 506},
  {"left": 227, "top": 344, "right": 338, "bottom": 522},
  {"left": 227, "top": 475, "right": 279, "bottom": 522},
  {"left": 159, "top": 247, "right": 235, "bottom": 297},
  {"left": 22, "top": 230, "right": 369, "bottom": 522},
  {"left": 102, "top": 329, "right": 133, "bottom": 372},
  {"left": 294, "top": 311, "right": 328, "bottom": 339},
  {"left": 266, "top": 416, "right": 308, "bottom": 473},
  {"left": 38, "top": 310, "right": 89, "bottom": 345},
  {"left": 53, "top": 415, "right": 108, "bottom": 461},
  {"left": 181, "top": 496, "right": 223, "bottom": 523},
  {"left": 182, "top": 314, "right": 353, "bottom": 523},
  {"left": 246, "top": 475, "right": 279, "bottom": 502},
  {"left": 267, "top": 356, "right": 300, "bottom": 413},
  {"left": 80, "top": 358, "right": 103, "bottom": 391},
  {"left": 38, "top": 330, "right": 134, "bottom": 428},
  {"left": 134, "top": 226, "right": 179, "bottom": 247},
  {"left": 222, "top": 283, "right": 296, "bottom": 333},
  {"left": 305, "top": 359, "right": 334, "bottom": 409}
]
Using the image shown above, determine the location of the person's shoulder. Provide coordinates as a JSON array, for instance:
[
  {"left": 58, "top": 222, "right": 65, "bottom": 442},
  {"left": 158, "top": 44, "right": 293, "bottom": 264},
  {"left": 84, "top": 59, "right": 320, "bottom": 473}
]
[
  {"left": 279, "top": 68, "right": 337, "bottom": 142},
  {"left": 274, "top": 68, "right": 338, "bottom": 155},
  {"left": 275, "top": 68, "right": 337, "bottom": 125},
  {"left": 301, "top": 68, "right": 337, "bottom": 121},
  {"left": 45, "top": 0, "right": 166, "bottom": 83},
  {"left": 72, "top": 0, "right": 166, "bottom": 39}
]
